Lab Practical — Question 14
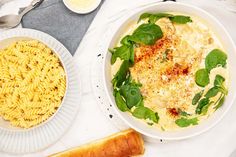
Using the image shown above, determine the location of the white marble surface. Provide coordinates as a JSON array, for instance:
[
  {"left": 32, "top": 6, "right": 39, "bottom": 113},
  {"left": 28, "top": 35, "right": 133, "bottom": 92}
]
[{"left": 1, "top": 0, "right": 236, "bottom": 157}]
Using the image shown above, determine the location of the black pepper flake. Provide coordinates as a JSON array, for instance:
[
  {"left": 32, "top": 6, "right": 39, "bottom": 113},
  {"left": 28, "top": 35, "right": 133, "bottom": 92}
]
[
  {"left": 109, "top": 114, "right": 113, "bottom": 118},
  {"left": 97, "top": 54, "right": 101, "bottom": 57},
  {"left": 96, "top": 85, "right": 99, "bottom": 88},
  {"left": 98, "top": 96, "right": 101, "bottom": 99},
  {"left": 160, "top": 139, "right": 163, "bottom": 142},
  {"left": 107, "top": 108, "right": 109, "bottom": 111},
  {"left": 110, "top": 104, "right": 112, "bottom": 107}
]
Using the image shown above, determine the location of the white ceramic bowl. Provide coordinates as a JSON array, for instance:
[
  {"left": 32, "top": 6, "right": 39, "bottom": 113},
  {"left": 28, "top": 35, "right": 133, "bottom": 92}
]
[
  {"left": 0, "top": 29, "right": 81, "bottom": 154},
  {"left": 0, "top": 31, "right": 68, "bottom": 131},
  {"left": 103, "top": 2, "right": 236, "bottom": 140},
  {"left": 63, "top": 0, "right": 101, "bottom": 14}
]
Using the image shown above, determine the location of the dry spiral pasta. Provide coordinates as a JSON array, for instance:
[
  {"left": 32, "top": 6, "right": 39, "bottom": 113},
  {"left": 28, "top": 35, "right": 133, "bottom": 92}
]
[{"left": 0, "top": 40, "right": 66, "bottom": 128}]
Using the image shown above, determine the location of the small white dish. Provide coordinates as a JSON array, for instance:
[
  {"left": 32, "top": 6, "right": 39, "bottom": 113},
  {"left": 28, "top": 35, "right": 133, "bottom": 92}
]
[
  {"left": 103, "top": 2, "right": 236, "bottom": 140},
  {"left": 63, "top": 0, "right": 102, "bottom": 14}
]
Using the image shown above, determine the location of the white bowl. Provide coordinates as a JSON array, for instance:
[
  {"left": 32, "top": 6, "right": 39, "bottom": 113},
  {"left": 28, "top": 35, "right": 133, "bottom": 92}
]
[
  {"left": 0, "top": 36, "right": 68, "bottom": 131},
  {"left": 63, "top": 0, "right": 101, "bottom": 14},
  {"left": 0, "top": 28, "right": 81, "bottom": 154},
  {"left": 103, "top": 2, "right": 236, "bottom": 140}
]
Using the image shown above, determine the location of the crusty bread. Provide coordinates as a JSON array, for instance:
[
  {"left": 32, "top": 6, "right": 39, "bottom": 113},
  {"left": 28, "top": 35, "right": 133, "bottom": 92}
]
[{"left": 48, "top": 129, "right": 144, "bottom": 157}]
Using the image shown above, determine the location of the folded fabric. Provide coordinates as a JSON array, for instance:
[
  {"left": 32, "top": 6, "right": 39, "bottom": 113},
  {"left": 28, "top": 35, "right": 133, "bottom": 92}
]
[{"left": 22, "top": 0, "right": 103, "bottom": 55}]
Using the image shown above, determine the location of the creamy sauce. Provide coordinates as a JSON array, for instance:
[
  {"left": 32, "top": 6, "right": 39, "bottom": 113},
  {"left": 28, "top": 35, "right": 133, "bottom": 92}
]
[
  {"left": 66, "top": 0, "right": 97, "bottom": 11},
  {"left": 111, "top": 13, "right": 229, "bottom": 131}
]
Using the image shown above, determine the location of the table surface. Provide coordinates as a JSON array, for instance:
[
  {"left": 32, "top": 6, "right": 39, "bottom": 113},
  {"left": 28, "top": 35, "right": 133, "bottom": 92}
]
[{"left": 1, "top": 0, "right": 236, "bottom": 157}]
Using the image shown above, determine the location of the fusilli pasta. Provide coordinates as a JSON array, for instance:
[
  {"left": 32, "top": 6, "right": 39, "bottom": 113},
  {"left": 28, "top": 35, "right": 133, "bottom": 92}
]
[{"left": 0, "top": 40, "right": 66, "bottom": 128}]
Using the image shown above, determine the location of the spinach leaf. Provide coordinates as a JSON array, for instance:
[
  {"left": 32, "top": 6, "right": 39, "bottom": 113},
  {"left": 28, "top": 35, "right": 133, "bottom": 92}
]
[
  {"left": 175, "top": 117, "right": 198, "bottom": 127},
  {"left": 120, "top": 35, "right": 132, "bottom": 46},
  {"left": 213, "top": 74, "right": 228, "bottom": 95},
  {"left": 129, "top": 23, "right": 163, "bottom": 45},
  {"left": 201, "top": 101, "right": 214, "bottom": 115},
  {"left": 132, "top": 106, "right": 159, "bottom": 123},
  {"left": 205, "top": 49, "right": 227, "bottom": 72},
  {"left": 214, "top": 95, "right": 225, "bottom": 110},
  {"left": 196, "top": 98, "right": 210, "bottom": 114},
  {"left": 214, "top": 74, "right": 225, "bottom": 87},
  {"left": 192, "top": 90, "right": 204, "bottom": 105},
  {"left": 129, "top": 45, "right": 135, "bottom": 64},
  {"left": 205, "top": 86, "right": 220, "bottom": 98},
  {"left": 138, "top": 12, "right": 173, "bottom": 23},
  {"left": 169, "top": 15, "right": 192, "bottom": 24},
  {"left": 115, "top": 91, "right": 129, "bottom": 112},
  {"left": 138, "top": 13, "right": 153, "bottom": 22},
  {"left": 110, "top": 45, "right": 134, "bottom": 65},
  {"left": 112, "top": 61, "right": 130, "bottom": 88},
  {"left": 178, "top": 109, "right": 191, "bottom": 117},
  {"left": 138, "top": 13, "right": 192, "bottom": 24},
  {"left": 120, "top": 83, "right": 143, "bottom": 109},
  {"left": 195, "top": 69, "right": 210, "bottom": 87}
]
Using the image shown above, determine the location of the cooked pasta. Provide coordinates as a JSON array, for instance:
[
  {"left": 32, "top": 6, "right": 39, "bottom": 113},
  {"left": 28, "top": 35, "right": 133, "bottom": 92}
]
[{"left": 0, "top": 40, "right": 66, "bottom": 128}]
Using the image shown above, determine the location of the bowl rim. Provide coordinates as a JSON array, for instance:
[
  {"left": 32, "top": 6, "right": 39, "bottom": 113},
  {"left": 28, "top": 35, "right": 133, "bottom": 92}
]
[
  {"left": 62, "top": 0, "right": 102, "bottom": 14},
  {"left": 0, "top": 28, "right": 69, "bottom": 132},
  {"left": 102, "top": 2, "right": 236, "bottom": 140}
]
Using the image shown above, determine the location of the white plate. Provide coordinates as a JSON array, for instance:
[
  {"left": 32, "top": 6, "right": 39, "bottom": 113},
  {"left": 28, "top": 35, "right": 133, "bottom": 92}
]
[
  {"left": 0, "top": 28, "right": 81, "bottom": 154},
  {"left": 103, "top": 2, "right": 236, "bottom": 140}
]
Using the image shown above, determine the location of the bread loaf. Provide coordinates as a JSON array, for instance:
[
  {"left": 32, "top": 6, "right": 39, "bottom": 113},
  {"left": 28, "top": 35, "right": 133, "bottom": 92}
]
[{"left": 49, "top": 129, "right": 144, "bottom": 157}]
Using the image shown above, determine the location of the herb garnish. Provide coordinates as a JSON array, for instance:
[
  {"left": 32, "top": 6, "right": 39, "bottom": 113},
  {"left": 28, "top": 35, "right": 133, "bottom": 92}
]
[
  {"left": 195, "top": 69, "right": 210, "bottom": 87},
  {"left": 194, "top": 74, "right": 228, "bottom": 114},
  {"left": 128, "top": 23, "right": 163, "bottom": 45},
  {"left": 205, "top": 49, "right": 227, "bottom": 72},
  {"left": 132, "top": 106, "right": 159, "bottom": 124},
  {"left": 110, "top": 18, "right": 169, "bottom": 125},
  {"left": 110, "top": 23, "right": 163, "bottom": 65},
  {"left": 175, "top": 117, "right": 198, "bottom": 127},
  {"left": 178, "top": 109, "right": 191, "bottom": 117},
  {"left": 192, "top": 90, "right": 204, "bottom": 105},
  {"left": 138, "top": 13, "right": 192, "bottom": 24},
  {"left": 161, "top": 49, "right": 170, "bottom": 63},
  {"left": 196, "top": 98, "right": 210, "bottom": 114}
]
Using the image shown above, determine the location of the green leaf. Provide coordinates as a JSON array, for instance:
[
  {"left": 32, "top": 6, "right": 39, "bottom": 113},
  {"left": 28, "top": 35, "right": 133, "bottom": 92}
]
[
  {"left": 138, "top": 12, "right": 192, "bottom": 24},
  {"left": 214, "top": 74, "right": 225, "bottom": 87},
  {"left": 205, "top": 49, "right": 227, "bottom": 72},
  {"left": 132, "top": 106, "right": 159, "bottom": 123},
  {"left": 112, "top": 61, "right": 130, "bottom": 88},
  {"left": 201, "top": 101, "right": 214, "bottom": 115},
  {"left": 110, "top": 45, "right": 133, "bottom": 64},
  {"left": 213, "top": 74, "right": 228, "bottom": 95},
  {"left": 120, "top": 83, "right": 142, "bottom": 109},
  {"left": 178, "top": 109, "right": 191, "bottom": 117},
  {"left": 169, "top": 15, "right": 192, "bottom": 24},
  {"left": 195, "top": 69, "right": 210, "bottom": 87},
  {"left": 138, "top": 12, "right": 173, "bottom": 23},
  {"left": 129, "top": 44, "right": 135, "bottom": 64},
  {"left": 214, "top": 95, "right": 225, "bottom": 110},
  {"left": 138, "top": 13, "right": 152, "bottom": 23},
  {"left": 120, "top": 35, "right": 132, "bottom": 46},
  {"left": 192, "top": 90, "right": 204, "bottom": 105},
  {"left": 115, "top": 91, "right": 129, "bottom": 112},
  {"left": 126, "top": 86, "right": 142, "bottom": 108},
  {"left": 196, "top": 98, "right": 210, "bottom": 114},
  {"left": 129, "top": 23, "right": 163, "bottom": 45},
  {"left": 205, "top": 86, "right": 220, "bottom": 98},
  {"left": 175, "top": 117, "right": 198, "bottom": 127}
]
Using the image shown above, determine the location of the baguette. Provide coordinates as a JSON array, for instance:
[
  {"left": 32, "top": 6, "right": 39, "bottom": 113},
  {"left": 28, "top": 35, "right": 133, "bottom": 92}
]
[{"left": 49, "top": 129, "right": 144, "bottom": 157}]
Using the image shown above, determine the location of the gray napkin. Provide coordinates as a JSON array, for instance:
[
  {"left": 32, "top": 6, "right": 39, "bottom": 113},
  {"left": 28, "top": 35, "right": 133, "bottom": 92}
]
[{"left": 22, "top": 0, "right": 103, "bottom": 55}]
